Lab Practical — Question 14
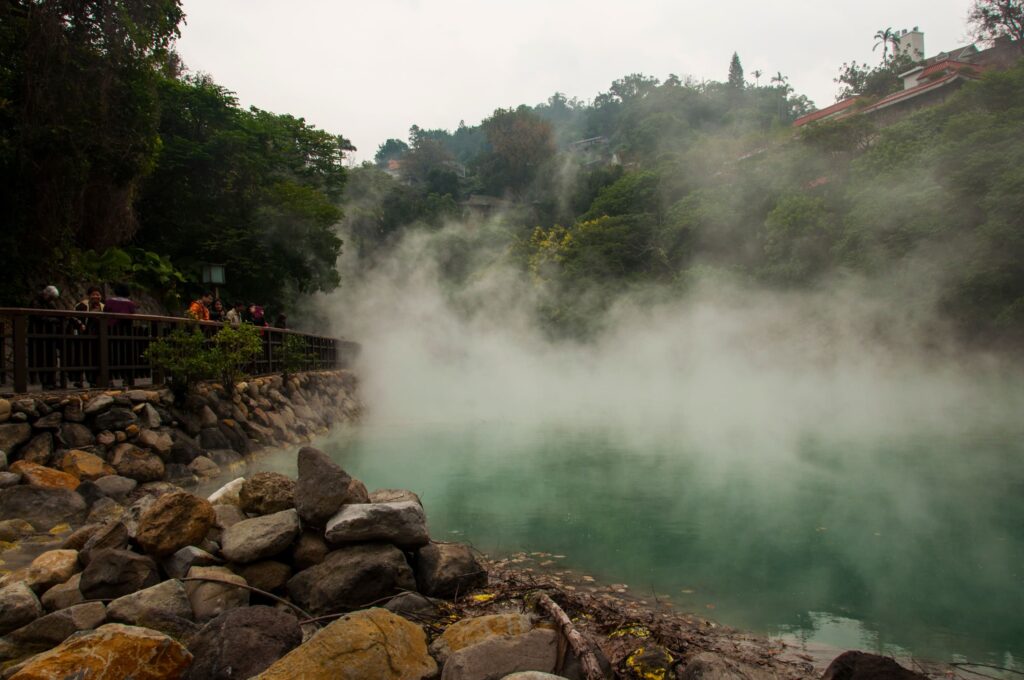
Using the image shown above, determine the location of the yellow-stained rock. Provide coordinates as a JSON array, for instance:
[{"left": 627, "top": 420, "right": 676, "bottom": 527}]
[
  {"left": 0, "top": 549, "right": 79, "bottom": 592},
  {"left": 9, "top": 462, "right": 79, "bottom": 491},
  {"left": 10, "top": 623, "right": 191, "bottom": 680},
  {"left": 60, "top": 450, "right": 116, "bottom": 481},
  {"left": 124, "top": 424, "right": 140, "bottom": 438},
  {"left": 430, "top": 613, "right": 533, "bottom": 663},
  {"left": 256, "top": 608, "right": 436, "bottom": 680}
]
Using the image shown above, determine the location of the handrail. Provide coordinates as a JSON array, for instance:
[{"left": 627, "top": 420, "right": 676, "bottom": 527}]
[{"left": 0, "top": 307, "right": 358, "bottom": 395}]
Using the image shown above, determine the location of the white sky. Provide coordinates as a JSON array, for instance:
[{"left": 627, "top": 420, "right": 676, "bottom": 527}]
[{"left": 176, "top": 0, "right": 973, "bottom": 162}]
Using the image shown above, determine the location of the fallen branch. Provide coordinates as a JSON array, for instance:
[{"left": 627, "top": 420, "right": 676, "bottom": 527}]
[{"left": 527, "top": 591, "right": 606, "bottom": 680}]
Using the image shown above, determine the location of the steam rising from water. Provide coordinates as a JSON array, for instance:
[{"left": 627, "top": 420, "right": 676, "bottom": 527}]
[{"left": 315, "top": 219, "right": 1024, "bottom": 464}]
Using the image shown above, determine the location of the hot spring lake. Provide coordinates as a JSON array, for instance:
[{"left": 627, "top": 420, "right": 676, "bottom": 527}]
[{"left": 237, "top": 418, "right": 1024, "bottom": 667}]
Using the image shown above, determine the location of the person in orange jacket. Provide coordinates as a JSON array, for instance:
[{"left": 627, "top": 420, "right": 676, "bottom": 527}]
[{"left": 187, "top": 292, "right": 213, "bottom": 321}]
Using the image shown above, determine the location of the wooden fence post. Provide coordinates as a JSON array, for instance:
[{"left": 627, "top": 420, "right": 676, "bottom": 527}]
[{"left": 13, "top": 314, "right": 27, "bottom": 394}]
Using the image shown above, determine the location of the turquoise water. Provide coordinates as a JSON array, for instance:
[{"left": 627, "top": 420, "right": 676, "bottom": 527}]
[{"left": 250, "top": 419, "right": 1024, "bottom": 667}]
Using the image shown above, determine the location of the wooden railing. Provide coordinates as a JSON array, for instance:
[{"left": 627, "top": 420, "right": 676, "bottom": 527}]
[{"left": 0, "top": 308, "right": 359, "bottom": 394}]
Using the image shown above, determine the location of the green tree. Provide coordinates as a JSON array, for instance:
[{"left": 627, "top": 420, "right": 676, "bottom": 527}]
[
  {"left": 728, "top": 52, "right": 745, "bottom": 89},
  {"left": 476, "top": 106, "right": 555, "bottom": 196},
  {"left": 873, "top": 27, "right": 900, "bottom": 62},
  {"left": 374, "top": 138, "right": 410, "bottom": 167},
  {"left": 968, "top": 0, "right": 1024, "bottom": 48}
]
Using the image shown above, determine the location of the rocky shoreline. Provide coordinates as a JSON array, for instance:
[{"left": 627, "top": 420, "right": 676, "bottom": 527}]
[{"left": 0, "top": 375, "right": 942, "bottom": 679}]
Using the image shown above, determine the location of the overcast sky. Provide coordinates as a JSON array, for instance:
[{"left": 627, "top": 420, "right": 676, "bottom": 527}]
[{"left": 176, "top": 0, "right": 974, "bottom": 162}]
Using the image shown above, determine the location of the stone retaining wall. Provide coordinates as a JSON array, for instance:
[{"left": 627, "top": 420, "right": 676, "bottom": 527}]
[{"left": 0, "top": 371, "right": 361, "bottom": 488}]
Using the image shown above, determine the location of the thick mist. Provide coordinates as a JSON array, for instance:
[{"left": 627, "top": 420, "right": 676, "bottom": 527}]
[{"left": 313, "top": 217, "right": 1024, "bottom": 467}]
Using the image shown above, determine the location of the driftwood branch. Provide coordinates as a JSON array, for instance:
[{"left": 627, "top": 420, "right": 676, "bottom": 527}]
[{"left": 527, "top": 591, "right": 606, "bottom": 680}]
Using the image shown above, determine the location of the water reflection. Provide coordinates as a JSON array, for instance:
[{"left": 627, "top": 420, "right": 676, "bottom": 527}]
[{"left": 251, "top": 420, "right": 1024, "bottom": 665}]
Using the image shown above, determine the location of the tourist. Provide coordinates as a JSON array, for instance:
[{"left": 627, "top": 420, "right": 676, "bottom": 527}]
[
  {"left": 72, "top": 285, "right": 104, "bottom": 330},
  {"left": 209, "top": 298, "right": 226, "bottom": 323},
  {"left": 103, "top": 283, "right": 139, "bottom": 386},
  {"left": 103, "top": 283, "right": 137, "bottom": 315},
  {"left": 274, "top": 313, "right": 288, "bottom": 329},
  {"left": 250, "top": 304, "right": 268, "bottom": 327},
  {"left": 30, "top": 285, "right": 63, "bottom": 388},
  {"left": 187, "top": 292, "right": 213, "bottom": 321},
  {"left": 225, "top": 301, "right": 245, "bottom": 326},
  {"left": 69, "top": 285, "right": 104, "bottom": 387}
]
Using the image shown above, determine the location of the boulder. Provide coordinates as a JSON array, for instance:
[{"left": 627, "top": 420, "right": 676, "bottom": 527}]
[
  {"left": 8, "top": 623, "right": 192, "bottom": 680},
  {"left": 162, "top": 546, "right": 221, "bottom": 580},
  {"left": 287, "top": 543, "right": 416, "bottom": 615},
  {"left": 208, "top": 477, "right": 244, "bottom": 507},
  {"left": 136, "top": 429, "right": 173, "bottom": 458},
  {"left": 0, "top": 471, "right": 18, "bottom": 488},
  {"left": 233, "top": 561, "right": 291, "bottom": 593},
  {"left": 290, "top": 530, "right": 329, "bottom": 571},
  {"left": 109, "top": 444, "right": 165, "bottom": 482},
  {"left": 371, "top": 488, "right": 423, "bottom": 506},
  {"left": 256, "top": 608, "right": 436, "bottom": 680},
  {"left": 40, "top": 574, "right": 85, "bottom": 611},
  {"left": 83, "top": 394, "right": 114, "bottom": 415},
  {"left": 81, "top": 522, "right": 130, "bottom": 564},
  {"left": 5, "top": 601, "right": 106, "bottom": 647},
  {"left": 199, "top": 406, "right": 218, "bottom": 428},
  {"left": 96, "top": 430, "right": 117, "bottom": 447},
  {"left": 60, "top": 449, "right": 116, "bottom": 481},
  {"left": 821, "top": 651, "right": 929, "bottom": 680},
  {"left": 0, "top": 424, "right": 32, "bottom": 453},
  {"left": 58, "top": 422, "right": 95, "bottom": 449},
  {"left": 325, "top": 501, "right": 430, "bottom": 549},
  {"left": 213, "top": 504, "right": 246, "bottom": 530},
  {"left": 94, "top": 407, "right": 137, "bottom": 432},
  {"left": 18, "top": 433, "right": 54, "bottom": 465},
  {"left": 0, "top": 486, "right": 86, "bottom": 530},
  {"left": 138, "top": 404, "right": 161, "bottom": 429},
  {"left": 294, "top": 446, "right": 351, "bottom": 526},
  {"left": 0, "top": 583, "right": 43, "bottom": 635},
  {"left": 0, "top": 518, "right": 34, "bottom": 542},
  {"left": 107, "top": 579, "right": 193, "bottom": 628},
  {"left": 344, "top": 477, "right": 370, "bottom": 504},
  {"left": 0, "top": 399, "right": 10, "bottom": 423},
  {"left": 121, "top": 495, "right": 156, "bottom": 539},
  {"left": 239, "top": 472, "right": 296, "bottom": 515},
  {"left": 218, "top": 420, "right": 250, "bottom": 454},
  {"left": 184, "top": 565, "right": 249, "bottom": 622},
  {"left": 188, "top": 457, "right": 220, "bottom": 479},
  {"left": 430, "top": 614, "right": 534, "bottom": 663},
  {"left": 170, "top": 431, "right": 204, "bottom": 465},
  {"left": 86, "top": 497, "right": 124, "bottom": 525},
  {"left": 19, "top": 549, "right": 80, "bottom": 594},
  {"left": 384, "top": 592, "right": 444, "bottom": 620},
  {"left": 60, "top": 523, "right": 100, "bottom": 550},
  {"left": 31, "top": 411, "right": 63, "bottom": 430},
  {"left": 79, "top": 549, "right": 161, "bottom": 600},
  {"left": 199, "top": 427, "right": 232, "bottom": 451},
  {"left": 9, "top": 461, "right": 80, "bottom": 490},
  {"left": 74, "top": 479, "right": 107, "bottom": 506},
  {"left": 415, "top": 542, "right": 487, "bottom": 599},
  {"left": 440, "top": 628, "right": 559, "bottom": 680},
  {"left": 135, "top": 491, "right": 215, "bottom": 558},
  {"left": 185, "top": 606, "right": 302, "bottom": 680},
  {"left": 63, "top": 399, "right": 86, "bottom": 424},
  {"left": 208, "top": 448, "right": 245, "bottom": 470},
  {"left": 221, "top": 509, "right": 301, "bottom": 564},
  {"left": 93, "top": 475, "right": 137, "bottom": 503}
]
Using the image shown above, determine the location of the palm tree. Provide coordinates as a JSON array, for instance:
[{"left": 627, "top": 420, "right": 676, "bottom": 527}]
[
  {"left": 873, "top": 27, "right": 901, "bottom": 62},
  {"left": 752, "top": 69, "right": 763, "bottom": 87}
]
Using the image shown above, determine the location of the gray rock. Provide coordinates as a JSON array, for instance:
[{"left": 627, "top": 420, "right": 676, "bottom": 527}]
[
  {"left": 290, "top": 530, "right": 329, "bottom": 571},
  {"left": 94, "top": 407, "right": 137, "bottom": 432},
  {"left": 218, "top": 421, "right": 250, "bottom": 454},
  {"left": 0, "top": 450, "right": 6, "bottom": 471},
  {"left": 239, "top": 472, "right": 295, "bottom": 515},
  {"left": 233, "top": 560, "right": 291, "bottom": 593},
  {"left": 6, "top": 602, "right": 106, "bottom": 646},
  {"left": 0, "top": 472, "right": 21, "bottom": 489},
  {"left": 80, "top": 521, "right": 130, "bottom": 564},
  {"left": 170, "top": 431, "right": 204, "bottom": 465},
  {"left": 199, "top": 427, "right": 231, "bottom": 451},
  {"left": 441, "top": 628, "right": 559, "bottom": 680},
  {"left": 0, "top": 583, "right": 43, "bottom": 635},
  {"left": 208, "top": 448, "right": 245, "bottom": 470},
  {"left": 63, "top": 399, "right": 86, "bottom": 423},
  {"left": 0, "top": 518, "right": 34, "bottom": 542},
  {"left": 415, "top": 542, "right": 487, "bottom": 599},
  {"left": 86, "top": 497, "right": 124, "bottom": 525},
  {"left": 295, "top": 446, "right": 351, "bottom": 526},
  {"left": 188, "top": 457, "right": 220, "bottom": 479},
  {"left": 18, "top": 432, "right": 53, "bottom": 465},
  {"left": 212, "top": 504, "right": 245, "bottom": 530},
  {"left": 124, "top": 390, "right": 151, "bottom": 403},
  {"left": 325, "top": 501, "right": 430, "bottom": 549},
  {"left": 74, "top": 480, "right": 107, "bottom": 507},
  {"left": 184, "top": 605, "right": 302, "bottom": 680},
  {"left": 83, "top": 394, "right": 114, "bottom": 415},
  {"left": 93, "top": 475, "right": 137, "bottom": 504},
  {"left": 59, "top": 422, "right": 95, "bottom": 448},
  {"left": 0, "top": 486, "right": 87, "bottom": 530},
  {"left": 0, "top": 424, "right": 32, "bottom": 453},
  {"left": 139, "top": 404, "right": 162, "bottom": 429},
  {"left": 199, "top": 405, "right": 218, "bottom": 428},
  {"left": 78, "top": 549, "right": 161, "bottom": 600},
  {"left": 162, "top": 546, "right": 221, "bottom": 580},
  {"left": 107, "top": 579, "right": 193, "bottom": 626},
  {"left": 40, "top": 573, "right": 85, "bottom": 611},
  {"left": 221, "top": 509, "right": 301, "bottom": 564},
  {"left": 370, "top": 488, "right": 423, "bottom": 506},
  {"left": 31, "top": 411, "right": 63, "bottom": 430},
  {"left": 121, "top": 495, "right": 156, "bottom": 539},
  {"left": 384, "top": 592, "right": 444, "bottom": 620},
  {"left": 286, "top": 543, "right": 416, "bottom": 615},
  {"left": 137, "top": 429, "right": 173, "bottom": 458},
  {"left": 59, "top": 523, "right": 101, "bottom": 550},
  {"left": 185, "top": 565, "right": 249, "bottom": 622},
  {"left": 820, "top": 651, "right": 928, "bottom": 680},
  {"left": 110, "top": 444, "right": 165, "bottom": 482}
]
